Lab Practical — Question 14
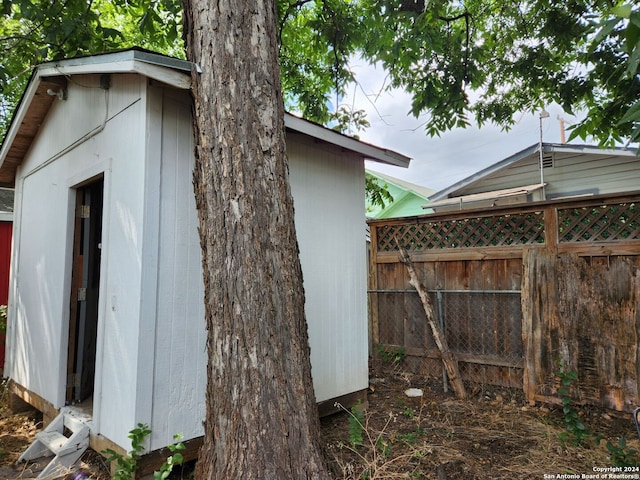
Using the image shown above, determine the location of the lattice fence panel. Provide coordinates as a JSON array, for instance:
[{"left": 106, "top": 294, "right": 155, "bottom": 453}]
[
  {"left": 376, "top": 212, "right": 545, "bottom": 252},
  {"left": 558, "top": 202, "right": 639, "bottom": 243}
]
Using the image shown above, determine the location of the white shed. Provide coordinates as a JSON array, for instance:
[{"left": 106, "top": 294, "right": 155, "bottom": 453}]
[{"left": 0, "top": 49, "right": 410, "bottom": 464}]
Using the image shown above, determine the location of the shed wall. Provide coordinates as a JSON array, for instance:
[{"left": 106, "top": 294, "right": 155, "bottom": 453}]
[
  {"left": 9, "top": 76, "right": 370, "bottom": 452},
  {"left": 7, "top": 74, "right": 150, "bottom": 449},
  {"left": 287, "top": 132, "right": 369, "bottom": 404},
  {"left": 146, "top": 96, "right": 369, "bottom": 449},
  {"left": 148, "top": 88, "right": 206, "bottom": 450}
]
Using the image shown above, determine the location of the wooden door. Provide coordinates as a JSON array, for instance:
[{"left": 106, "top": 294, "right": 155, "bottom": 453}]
[{"left": 67, "top": 178, "right": 103, "bottom": 404}]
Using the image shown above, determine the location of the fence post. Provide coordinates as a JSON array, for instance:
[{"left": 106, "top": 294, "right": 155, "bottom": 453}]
[
  {"left": 436, "top": 290, "right": 448, "bottom": 393},
  {"left": 544, "top": 205, "right": 558, "bottom": 253}
]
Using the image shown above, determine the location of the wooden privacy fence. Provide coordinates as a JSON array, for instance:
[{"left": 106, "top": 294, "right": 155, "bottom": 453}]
[{"left": 368, "top": 192, "right": 640, "bottom": 412}]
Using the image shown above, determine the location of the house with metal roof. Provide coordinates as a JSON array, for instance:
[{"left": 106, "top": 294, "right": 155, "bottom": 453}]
[{"left": 427, "top": 143, "right": 639, "bottom": 213}]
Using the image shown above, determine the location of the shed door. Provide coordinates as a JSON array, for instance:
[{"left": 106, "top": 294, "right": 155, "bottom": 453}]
[{"left": 67, "top": 178, "right": 103, "bottom": 404}]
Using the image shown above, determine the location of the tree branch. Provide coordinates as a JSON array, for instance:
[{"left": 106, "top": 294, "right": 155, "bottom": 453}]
[
  {"left": 277, "top": 0, "right": 313, "bottom": 47},
  {"left": 394, "top": 236, "right": 467, "bottom": 400}
]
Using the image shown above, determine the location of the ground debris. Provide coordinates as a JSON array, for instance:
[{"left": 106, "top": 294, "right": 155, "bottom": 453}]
[
  {"left": 2, "top": 370, "right": 638, "bottom": 479},
  {"left": 321, "top": 365, "right": 640, "bottom": 479}
]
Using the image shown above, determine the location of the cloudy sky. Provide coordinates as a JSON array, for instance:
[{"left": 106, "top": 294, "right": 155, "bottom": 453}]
[{"left": 344, "top": 61, "right": 581, "bottom": 193}]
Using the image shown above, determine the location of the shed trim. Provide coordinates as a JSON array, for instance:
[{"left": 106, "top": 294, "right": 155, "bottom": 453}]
[{"left": 285, "top": 114, "right": 410, "bottom": 167}]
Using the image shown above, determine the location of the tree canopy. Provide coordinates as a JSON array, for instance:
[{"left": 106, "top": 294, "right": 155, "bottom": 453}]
[
  {"left": 277, "top": 0, "right": 640, "bottom": 146},
  {"left": 0, "top": 0, "right": 638, "bottom": 146}
]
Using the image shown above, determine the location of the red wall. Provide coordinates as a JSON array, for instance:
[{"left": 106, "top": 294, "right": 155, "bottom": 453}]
[
  {"left": 0, "top": 221, "right": 11, "bottom": 304},
  {"left": 0, "top": 221, "right": 12, "bottom": 368}
]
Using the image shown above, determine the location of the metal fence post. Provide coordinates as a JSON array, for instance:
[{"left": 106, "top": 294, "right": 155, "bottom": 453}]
[{"left": 436, "top": 290, "right": 448, "bottom": 393}]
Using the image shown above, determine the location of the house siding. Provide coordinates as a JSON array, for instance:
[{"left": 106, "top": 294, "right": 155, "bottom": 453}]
[{"left": 454, "top": 152, "right": 640, "bottom": 200}]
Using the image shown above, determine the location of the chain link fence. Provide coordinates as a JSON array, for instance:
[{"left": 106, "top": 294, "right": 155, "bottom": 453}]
[{"left": 372, "top": 289, "right": 523, "bottom": 389}]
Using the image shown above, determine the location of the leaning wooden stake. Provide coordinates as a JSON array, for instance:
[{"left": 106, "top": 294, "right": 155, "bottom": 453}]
[{"left": 396, "top": 239, "right": 467, "bottom": 399}]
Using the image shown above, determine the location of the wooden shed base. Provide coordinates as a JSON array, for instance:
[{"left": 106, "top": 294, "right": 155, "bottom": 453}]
[{"left": 317, "top": 388, "right": 368, "bottom": 417}]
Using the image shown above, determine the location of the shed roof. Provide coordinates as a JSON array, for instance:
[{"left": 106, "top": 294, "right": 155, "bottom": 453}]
[{"left": 0, "top": 48, "right": 411, "bottom": 187}]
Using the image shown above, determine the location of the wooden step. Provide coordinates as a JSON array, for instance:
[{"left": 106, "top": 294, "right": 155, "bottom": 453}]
[
  {"left": 19, "top": 411, "right": 91, "bottom": 478},
  {"left": 35, "top": 430, "right": 67, "bottom": 454}
]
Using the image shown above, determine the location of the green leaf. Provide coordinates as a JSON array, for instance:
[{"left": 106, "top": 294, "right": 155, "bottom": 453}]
[
  {"left": 618, "top": 101, "right": 640, "bottom": 124},
  {"left": 172, "top": 452, "right": 184, "bottom": 464},
  {"left": 612, "top": 4, "right": 632, "bottom": 19}
]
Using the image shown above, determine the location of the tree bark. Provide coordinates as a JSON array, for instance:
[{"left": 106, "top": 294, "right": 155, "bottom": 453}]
[{"left": 182, "top": 1, "right": 331, "bottom": 478}]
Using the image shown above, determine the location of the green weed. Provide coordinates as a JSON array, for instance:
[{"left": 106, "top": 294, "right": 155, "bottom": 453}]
[
  {"left": 348, "top": 402, "right": 365, "bottom": 447},
  {"left": 103, "top": 424, "right": 185, "bottom": 480},
  {"left": 376, "top": 345, "right": 406, "bottom": 365},
  {"left": 103, "top": 423, "right": 151, "bottom": 480},
  {"left": 607, "top": 437, "right": 639, "bottom": 467},
  {"left": 397, "top": 428, "right": 426, "bottom": 445},
  {"left": 153, "top": 434, "right": 186, "bottom": 480},
  {"left": 556, "top": 364, "right": 591, "bottom": 447}
]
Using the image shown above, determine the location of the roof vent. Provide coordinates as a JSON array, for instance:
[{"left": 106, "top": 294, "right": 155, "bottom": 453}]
[{"left": 542, "top": 154, "right": 554, "bottom": 168}]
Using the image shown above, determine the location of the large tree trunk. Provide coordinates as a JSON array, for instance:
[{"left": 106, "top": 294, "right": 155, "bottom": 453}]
[{"left": 182, "top": 1, "right": 331, "bottom": 478}]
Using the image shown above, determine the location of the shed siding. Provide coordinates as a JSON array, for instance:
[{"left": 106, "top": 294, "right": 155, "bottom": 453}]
[
  {"left": 9, "top": 74, "right": 371, "bottom": 452},
  {"left": 10, "top": 168, "right": 70, "bottom": 403},
  {"left": 149, "top": 88, "right": 206, "bottom": 450},
  {"left": 287, "top": 132, "right": 369, "bottom": 403},
  {"left": 147, "top": 109, "right": 369, "bottom": 448},
  {"left": 7, "top": 74, "right": 149, "bottom": 449}
]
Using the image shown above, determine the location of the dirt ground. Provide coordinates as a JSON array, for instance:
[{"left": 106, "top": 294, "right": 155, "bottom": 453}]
[
  {"left": 322, "top": 361, "right": 640, "bottom": 479},
  {"left": 1, "top": 362, "right": 640, "bottom": 479}
]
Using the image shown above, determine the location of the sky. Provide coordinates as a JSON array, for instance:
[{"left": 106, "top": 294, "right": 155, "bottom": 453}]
[{"left": 344, "top": 61, "right": 582, "bottom": 193}]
